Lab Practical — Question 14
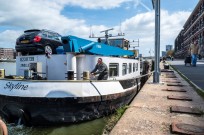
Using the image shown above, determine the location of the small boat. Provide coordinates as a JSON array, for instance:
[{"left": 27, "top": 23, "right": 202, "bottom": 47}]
[
  {"left": 0, "top": 59, "right": 16, "bottom": 62},
  {"left": 0, "top": 34, "right": 147, "bottom": 126}
]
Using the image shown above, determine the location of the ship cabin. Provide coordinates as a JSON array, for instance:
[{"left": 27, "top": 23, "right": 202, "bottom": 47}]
[{"left": 16, "top": 36, "right": 140, "bottom": 81}]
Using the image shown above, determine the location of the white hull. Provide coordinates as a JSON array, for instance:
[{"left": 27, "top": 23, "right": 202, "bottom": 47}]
[{"left": 0, "top": 78, "right": 141, "bottom": 126}]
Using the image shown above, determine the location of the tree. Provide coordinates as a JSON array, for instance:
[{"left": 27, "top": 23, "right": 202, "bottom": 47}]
[{"left": 166, "top": 50, "right": 174, "bottom": 57}]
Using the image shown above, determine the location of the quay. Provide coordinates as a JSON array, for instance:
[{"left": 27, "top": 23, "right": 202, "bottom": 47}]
[{"left": 110, "top": 59, "right": 204, "bottom": 135}]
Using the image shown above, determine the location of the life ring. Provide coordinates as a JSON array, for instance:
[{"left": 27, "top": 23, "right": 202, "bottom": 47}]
[{"left": 0, "top": 119, "right": 8, "bottom": 135}]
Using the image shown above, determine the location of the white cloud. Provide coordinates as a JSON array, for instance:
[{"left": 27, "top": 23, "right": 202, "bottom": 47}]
[
  {"left": 0, "top": 0, "right": 120, "bottom": 48},
  {"left": 0, "top": 0, "right": 191, "bottom": 56},
  {"left": 121, "top": 10, "right": 190, "bottom": 56},
  {"left": 53, "top": 0, "right": 130, "bottom": 9},
  {"left": 0, "top": 0, "right": 85, "bottom": 34},
  {"left": 0, "top": 30, "right": 22, "bottom": 48},
  {"left": 0, "top": 0, "right": 124, "bottom": 35},
  {"left": 159, "top": 10, "right": 190, "bottom": 54}
]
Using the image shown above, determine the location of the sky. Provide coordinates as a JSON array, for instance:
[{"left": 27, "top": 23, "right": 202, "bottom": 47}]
[{"left": 0, "top": 0, "right": 199, "bottom": 56}]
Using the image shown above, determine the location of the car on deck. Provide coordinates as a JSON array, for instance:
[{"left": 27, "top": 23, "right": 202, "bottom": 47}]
[{"left": 15, "top": 29, "right": 63, "bottom": 55}]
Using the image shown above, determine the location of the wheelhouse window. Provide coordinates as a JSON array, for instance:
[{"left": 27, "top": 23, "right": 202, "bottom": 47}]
[
  {"left": 122, "top": 63, "right": 127, "bottom": 75},
  {"left": 133, "top": 63, "right": 136, "bottom": 72},
  {"left": 109, "top": 63, "right": 119, "bottom": 77},
  {"left": 129, "top": 63, "right": 132, "bottom": 73}
]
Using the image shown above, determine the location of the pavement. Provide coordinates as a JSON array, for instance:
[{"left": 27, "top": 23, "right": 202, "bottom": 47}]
[
  {"left": 110, "top": 61, "right": 204, "bottom": 135},
  {"left": 168, "top": 59, "right": 204, "bottom": 91}
]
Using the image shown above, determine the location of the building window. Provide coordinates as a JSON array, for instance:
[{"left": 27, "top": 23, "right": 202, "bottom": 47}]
[
  {"left": 122, "top": 63, "right": 127, "bottom": 75},
  {"left": 133, "top": 63, "right": 136, "bottom": 72},
  {"left": 129, "top": 63, "right": 132, "bottom": 73},
  {"left": 109, "top": 63, "right": 119, "bottom": 77}
]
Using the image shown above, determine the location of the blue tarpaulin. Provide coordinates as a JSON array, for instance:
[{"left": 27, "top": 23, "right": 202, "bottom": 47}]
[{"left": 61, "top": 35, "right": 134, "bottom": 56}]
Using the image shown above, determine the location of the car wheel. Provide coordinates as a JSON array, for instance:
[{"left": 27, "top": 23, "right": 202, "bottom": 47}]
[{"left": 44, "top": 45, "right": 53, "bottom": 55}]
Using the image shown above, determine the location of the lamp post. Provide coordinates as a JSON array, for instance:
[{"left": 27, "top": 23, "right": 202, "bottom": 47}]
[{"left": 152, "top": 0, "right": 160, "bottom": 83}]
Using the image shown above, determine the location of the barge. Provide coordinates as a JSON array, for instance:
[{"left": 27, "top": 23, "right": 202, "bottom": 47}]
[{"left": 0, "top": 35, "right": 145, "bottom": 126}]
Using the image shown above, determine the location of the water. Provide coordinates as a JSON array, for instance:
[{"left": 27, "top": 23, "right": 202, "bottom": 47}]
[
  {"left": 8, "top": 118, "right": 106, "bottom": 135},
  {"left": 0, "top": 62, "right": 16, "bottom": 76}
]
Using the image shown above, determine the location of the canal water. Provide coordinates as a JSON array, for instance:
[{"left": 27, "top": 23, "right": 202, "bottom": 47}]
[
  {"left": 0, "top": 62, "right": 16, "bottom": 76},
  {"left": 0, "top": 62, "right": 107, "bottom": 135},
  {"left": 7, "top": 118, "right": 106, "bottom": 135}
]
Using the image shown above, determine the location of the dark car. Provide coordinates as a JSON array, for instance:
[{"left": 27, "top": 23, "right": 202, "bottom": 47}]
[{"left": 16, "top": 29, "right": 63, "bottom": 55}]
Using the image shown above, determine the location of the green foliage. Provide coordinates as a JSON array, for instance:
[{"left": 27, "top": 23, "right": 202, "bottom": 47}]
[
  {"left": 166, "top": 50, "right": 175, "bottom": 57},
  {"left": 102, "top": 106, "right": 129, "bottom": 134}
]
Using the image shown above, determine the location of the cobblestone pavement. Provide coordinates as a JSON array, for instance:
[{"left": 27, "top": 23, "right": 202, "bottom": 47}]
[{"left": 110, "top": 62, "right": 204, "bottom": 135}]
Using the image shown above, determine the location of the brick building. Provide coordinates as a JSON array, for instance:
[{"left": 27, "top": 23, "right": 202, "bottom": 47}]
[
  {"left": 175, "top": 0, "right": 204, "bottom": 58},
  {"left": 0, "top": 48, "right": 15, "bottom": 59}
]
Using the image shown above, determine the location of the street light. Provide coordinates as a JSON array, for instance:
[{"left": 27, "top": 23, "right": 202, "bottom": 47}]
[{"left": 151, "top": 0, "right": 160, "bottom": 83}]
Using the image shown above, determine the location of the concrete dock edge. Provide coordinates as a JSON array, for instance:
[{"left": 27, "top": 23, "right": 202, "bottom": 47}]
[{"left": 110, "top": 63, "right": 204, "bottom": 135}]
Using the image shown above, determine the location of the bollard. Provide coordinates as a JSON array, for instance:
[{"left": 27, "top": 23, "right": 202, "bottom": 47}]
[
  {"left": 0, "top": 69, "right": 5, "bottom": 78},
  {"left": 83, "top": 71, "right": 90, "bottom": 80},
  {"left": 164, "top": 64, "right": 169, "bottom": 69},
  {"left": 67, "top": 70, "right": 74, "bottom": 80},
  {"left": 24, "top": 70, "right": 29, "bottom": 79}
]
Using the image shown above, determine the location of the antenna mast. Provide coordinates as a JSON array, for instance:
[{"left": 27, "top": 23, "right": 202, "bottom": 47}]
[
  {"left": 100, "top": 28, "right": 113, "bottom": 44},
  {"left": 89, "top": 28, "right": 125, "bottom": 45}
]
